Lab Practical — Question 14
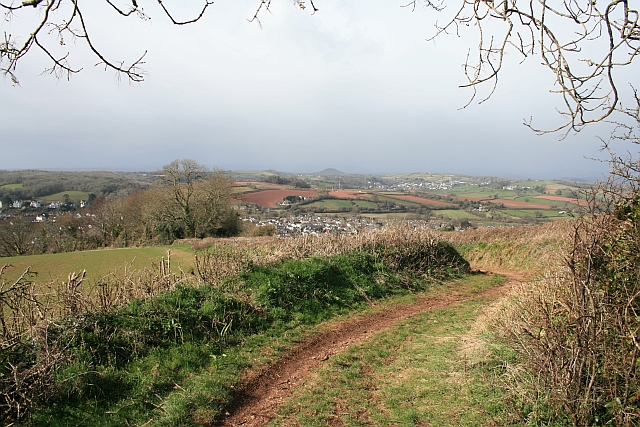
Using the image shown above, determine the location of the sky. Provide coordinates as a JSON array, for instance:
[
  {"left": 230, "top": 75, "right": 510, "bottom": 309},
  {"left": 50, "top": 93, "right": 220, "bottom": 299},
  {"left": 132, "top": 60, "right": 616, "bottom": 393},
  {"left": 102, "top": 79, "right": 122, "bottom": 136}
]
[{"left": 0, "top": 0, "right": 632, "bottom": 180}]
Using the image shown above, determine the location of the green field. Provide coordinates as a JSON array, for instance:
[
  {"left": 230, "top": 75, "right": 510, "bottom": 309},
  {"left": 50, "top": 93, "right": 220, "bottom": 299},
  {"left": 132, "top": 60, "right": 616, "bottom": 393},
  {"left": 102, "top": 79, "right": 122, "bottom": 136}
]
[
  {"left": 503, "top": 209, "right": 564, "bottom": 219},
  {"left": 38, "top": 191, "right": 91, "bottom": 203},
  {"left": 377, "top": 194, "right": 422, "bottom": 207},
  {"left": 0, "top": 183, "right": 23, "bottom": 190},
  {"left": 0, "top": 245, "right": 195, "bottom": 286},
  {"left": 525, "top": 197, "right": 576, "bottom": 207},
  {"left": 307, "top": 199, "right": 378, "bottom": 210},
  {"left": 307, "top": 199, "right": 353, "bottom": 209},
  {"left": 438, "top": 186, "right": 542, "bottom": 199},
  {"left": 435, "top": 209, "right": 480, "bottom": 220},
  {"left": 231, "top": 186, "right": 255, "bottom": 194}
]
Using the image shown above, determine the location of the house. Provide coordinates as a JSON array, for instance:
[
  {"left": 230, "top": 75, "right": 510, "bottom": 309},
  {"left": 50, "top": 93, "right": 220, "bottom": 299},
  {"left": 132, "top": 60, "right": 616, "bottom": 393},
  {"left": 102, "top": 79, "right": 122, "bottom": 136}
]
[
  {"left": 30, "top": 201, "right": 41, "bottom": 208},
  {"left": 48, "top": 201, "right": 62, "bottom": 209},
  {"left": 12, "top": 200, "right": 23, "bottom": 208}
]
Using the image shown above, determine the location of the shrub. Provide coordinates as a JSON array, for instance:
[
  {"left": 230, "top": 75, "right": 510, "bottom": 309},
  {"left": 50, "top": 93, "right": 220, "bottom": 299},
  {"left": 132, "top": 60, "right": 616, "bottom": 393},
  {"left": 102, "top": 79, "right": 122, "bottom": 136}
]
[{"left": 496, "top": 175, "right": 640, "bottom": 426}]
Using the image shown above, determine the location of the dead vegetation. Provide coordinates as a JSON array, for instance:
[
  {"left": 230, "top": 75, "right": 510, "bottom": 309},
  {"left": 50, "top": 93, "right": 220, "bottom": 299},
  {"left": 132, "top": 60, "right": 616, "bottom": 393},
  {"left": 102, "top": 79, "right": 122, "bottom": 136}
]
[
  {"left": 0, "top": 224, "right": 466, "bottom": 423},
  {"left": 489, "top": 177, "right": 640, "bottom": 425},
  {"left": 194, "top": 225, "right": 469, "bottom": 289},
  {"left": 441, "top": 220, "right": 572, "bottom": 272},
  {"left": 0, "top": 252, "right": 188, "bottom": 422}
]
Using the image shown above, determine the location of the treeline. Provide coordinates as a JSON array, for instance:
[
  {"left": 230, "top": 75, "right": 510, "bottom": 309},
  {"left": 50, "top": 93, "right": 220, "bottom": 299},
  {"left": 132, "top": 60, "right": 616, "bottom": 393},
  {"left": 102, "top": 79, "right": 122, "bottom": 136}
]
[
  {"left": 264, "top": 174, "right": 311, "bottom": 188},
  {"left": 0, "top": 161, "right": 241, "bottom": 256},
  {"left": 0, "top": 170, "right": 154, "bottom": 200}
]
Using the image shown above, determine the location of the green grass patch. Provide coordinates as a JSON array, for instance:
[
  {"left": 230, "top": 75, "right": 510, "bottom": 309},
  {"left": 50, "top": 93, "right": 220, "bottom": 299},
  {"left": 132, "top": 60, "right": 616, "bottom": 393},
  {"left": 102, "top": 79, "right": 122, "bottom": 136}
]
[
  {"left": 270, "top": 273, "right": 521, "bottom": 427},
  {"left": 377, "top": 194, "right": 422, "bottom": 207},
  {"left": 21, "top": 246, "right": 469, "bottom": 426},
  {"left": 38, "top": 191, "right": 90, "bottom": 202},
  {"left": 306, "top": 199, "right": 354, "bottom": 209},
  {"left": 503, "top": 209, "right": 562, "bottom": 219},
  {"left": 0, "top": 245, "right": 194, "bottom": 286},
  {"left": 231, "top": 186, "right": 256, "bottom": 194},
  {"left": 353, "top": 200, "right": 378, "bottom": 208},
  {"left": 437, "top": 209, "right": 480, "bottom": 220},
  {"left": 0, "top": 183, "right": 23, "bottom": 190},
  {"left": 307, "top": 199, "right": 378, "bottom": 210}
]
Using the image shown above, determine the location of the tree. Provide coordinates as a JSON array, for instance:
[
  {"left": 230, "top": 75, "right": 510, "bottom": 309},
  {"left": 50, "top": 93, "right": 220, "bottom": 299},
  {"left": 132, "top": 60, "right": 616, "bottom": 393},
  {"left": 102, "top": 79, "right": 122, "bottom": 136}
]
[
  {"left": 0, "top": 0, "right": 314, "bottom": 85},
  {"left": 157, "top": 159, "right": 208, "bottom": 239},
  {"left": 0, "top": 0, "right": 212, "bottom": 84},
  {"left": 0, "top": 218, "right": 37, "bottom": 256},
  {"left": 409, "top": 0, "right": 639, "bottom": 134},
  {"left": 153, "top": 159, "right": 239, "bottom": 240}
]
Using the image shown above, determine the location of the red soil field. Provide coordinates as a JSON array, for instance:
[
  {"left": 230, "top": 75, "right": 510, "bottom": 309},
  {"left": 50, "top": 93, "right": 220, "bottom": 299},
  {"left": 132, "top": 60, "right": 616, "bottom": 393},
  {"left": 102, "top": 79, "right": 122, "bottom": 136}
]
[
  {"left": 534, "top": 195, "right": 589, "bottom": 206},
  {"left": 383, "top": 194, "right": 455, "bottom": 207},
  {"left": 241, "top": 190, "right": 317, "bottom": 207}
]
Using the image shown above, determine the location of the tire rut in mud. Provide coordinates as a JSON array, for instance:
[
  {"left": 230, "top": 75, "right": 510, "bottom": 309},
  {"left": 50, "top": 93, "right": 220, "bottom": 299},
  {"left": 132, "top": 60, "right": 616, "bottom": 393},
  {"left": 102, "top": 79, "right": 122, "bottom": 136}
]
[{"left": 211, "top": 270, "right": 523, "bottom": 427}]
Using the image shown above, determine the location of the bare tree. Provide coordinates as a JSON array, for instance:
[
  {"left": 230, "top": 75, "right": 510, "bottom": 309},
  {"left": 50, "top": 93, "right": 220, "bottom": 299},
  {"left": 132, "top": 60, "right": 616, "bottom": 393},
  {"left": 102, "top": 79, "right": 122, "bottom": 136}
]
[
  {"left": 0, "top": 217, "right": 37, "bottom": 256},
  {"left": 154, "top": 159, "right": 238, "bottom": 240},
  {"left": 158, "top": 159, "right": 208, "bottom": 239},
  {"left": 407, "top": 0, "right": 639, "bottom": 134},
  {"left": 0, "top": 0, "right": 315, "bottom": 85},
  {"left": 0, "top": 0, "right": 215, "bottom": 84}
]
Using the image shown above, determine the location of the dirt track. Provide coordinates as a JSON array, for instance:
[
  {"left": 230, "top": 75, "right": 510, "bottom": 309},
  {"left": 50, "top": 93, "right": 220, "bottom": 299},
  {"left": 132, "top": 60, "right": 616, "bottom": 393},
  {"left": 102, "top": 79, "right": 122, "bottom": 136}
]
[{"left": 212, "top": 269, "right": 525, "bottom": 427}]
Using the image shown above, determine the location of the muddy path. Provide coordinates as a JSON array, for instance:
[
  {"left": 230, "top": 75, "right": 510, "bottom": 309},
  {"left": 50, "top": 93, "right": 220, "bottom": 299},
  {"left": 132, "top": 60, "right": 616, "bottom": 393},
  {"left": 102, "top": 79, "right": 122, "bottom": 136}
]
[{"left": 213, "top": 268, "right": 525, "bottom": 427}]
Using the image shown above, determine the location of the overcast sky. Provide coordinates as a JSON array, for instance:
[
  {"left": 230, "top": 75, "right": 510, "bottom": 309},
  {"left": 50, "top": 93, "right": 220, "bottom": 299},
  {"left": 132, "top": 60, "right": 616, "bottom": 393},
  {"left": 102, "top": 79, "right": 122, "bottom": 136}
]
[{"left": 0, "top": 0, "right": 628, "bottom": 180}]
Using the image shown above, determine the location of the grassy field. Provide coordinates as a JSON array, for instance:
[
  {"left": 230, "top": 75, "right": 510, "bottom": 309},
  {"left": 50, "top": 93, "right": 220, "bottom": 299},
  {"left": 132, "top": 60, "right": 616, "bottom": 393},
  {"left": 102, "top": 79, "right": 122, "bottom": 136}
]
[
  {"left": 16, "top": 234, "right": 471, "bottom": 426},
  {"left": 442, "top": 187, "right": 542, "bottom": 199},
  {"left": 503, "top": 209, "right": 564, "bottom": 219},
  {"left": 306, "top": 199, "right": 353, "bottom": 209},
  {"left": 231, "top": 186, "right": 256, "bottom": 194},
  {"left": 0, "top": 245, "right": 195, "bottom": 285},
  {"left": 38, "top": 190, "right": 91, "bottom": 202},
  {"left": 435, "top": 209, "right": 481, "bottom": 220},
  {"left": 0, "top": 183, "right": 23, "bottom": 189},
  {"left": 271, "top": 274, "right": 517, "bottom": 427},
  {"left": 1, "top": 222, "right": 581, "bottom": 426},
  {"left": 377, "top": 194, "right": 422, "bottom": 207}
]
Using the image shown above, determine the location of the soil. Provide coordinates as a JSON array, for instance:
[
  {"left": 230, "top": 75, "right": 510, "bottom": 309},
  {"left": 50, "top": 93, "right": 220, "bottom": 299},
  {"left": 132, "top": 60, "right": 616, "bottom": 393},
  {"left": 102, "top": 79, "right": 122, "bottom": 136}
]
[
  {"left": 380, "top": 194, "right": 455, "bottom": 207},
  {"left": 211, "top": 268, "right": 525, "bottom": 427}
]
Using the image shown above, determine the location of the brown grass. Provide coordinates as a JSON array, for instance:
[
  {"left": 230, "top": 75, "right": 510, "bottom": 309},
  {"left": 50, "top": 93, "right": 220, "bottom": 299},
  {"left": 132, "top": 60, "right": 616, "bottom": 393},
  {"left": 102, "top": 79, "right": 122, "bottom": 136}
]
[
  {"left": 194, "top": 224, "right": 469, "bottom": 289},
  {"left": 439, "top": 221, "right": 572, "bottom": 272}
]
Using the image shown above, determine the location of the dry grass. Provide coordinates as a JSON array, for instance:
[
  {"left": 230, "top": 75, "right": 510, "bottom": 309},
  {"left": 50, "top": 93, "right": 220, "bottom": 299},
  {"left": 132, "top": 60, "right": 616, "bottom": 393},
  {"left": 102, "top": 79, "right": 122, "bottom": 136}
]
[
  {"left": 489, "top": 208, "right": 640, "bottom": 426},
  {"left": 440, "top": 220, "right": 572, "bottom": 272},
  {"left": 194, "top": 224, "right": 469, "bottom": 288},
  {"left": 1, "top": 224, "right": 468, "bottom": 422}
]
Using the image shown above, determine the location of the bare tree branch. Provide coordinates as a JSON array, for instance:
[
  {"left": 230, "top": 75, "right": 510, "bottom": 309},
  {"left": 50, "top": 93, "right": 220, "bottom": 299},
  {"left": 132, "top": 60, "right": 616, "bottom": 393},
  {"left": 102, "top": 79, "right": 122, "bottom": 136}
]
[
  {"left": 0, "top": 0, "right": 215, "bottom": 84},
  {"left": 417, "top": 0, "right": 639, "bottom": 134}
]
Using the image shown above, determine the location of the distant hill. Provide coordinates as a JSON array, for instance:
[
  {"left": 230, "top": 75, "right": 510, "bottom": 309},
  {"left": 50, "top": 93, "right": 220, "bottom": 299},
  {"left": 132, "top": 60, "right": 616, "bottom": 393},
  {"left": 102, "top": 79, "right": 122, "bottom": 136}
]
[{"left": 312, "top": 168, "right": 345, "bottom": 175}]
